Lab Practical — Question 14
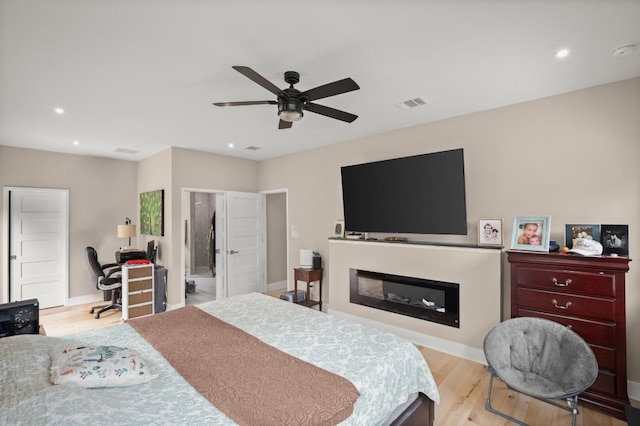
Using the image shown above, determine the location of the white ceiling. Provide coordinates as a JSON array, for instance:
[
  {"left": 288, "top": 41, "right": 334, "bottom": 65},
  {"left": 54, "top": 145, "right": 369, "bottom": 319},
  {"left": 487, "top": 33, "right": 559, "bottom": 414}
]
[{"left": 1, "top": 0, "right": 639, "bottom": 162}]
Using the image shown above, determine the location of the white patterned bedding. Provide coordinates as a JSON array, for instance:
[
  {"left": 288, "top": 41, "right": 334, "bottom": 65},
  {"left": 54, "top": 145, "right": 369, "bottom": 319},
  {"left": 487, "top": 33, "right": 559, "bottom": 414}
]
[{"left": 0, "top": 292, "right": 439, "bottom": 425}]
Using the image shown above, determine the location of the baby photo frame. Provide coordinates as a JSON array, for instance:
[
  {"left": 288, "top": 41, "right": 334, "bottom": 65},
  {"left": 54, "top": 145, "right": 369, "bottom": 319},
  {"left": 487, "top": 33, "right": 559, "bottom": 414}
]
[{"left": 511, "top": 216, "right": 551, "bottom": 252}]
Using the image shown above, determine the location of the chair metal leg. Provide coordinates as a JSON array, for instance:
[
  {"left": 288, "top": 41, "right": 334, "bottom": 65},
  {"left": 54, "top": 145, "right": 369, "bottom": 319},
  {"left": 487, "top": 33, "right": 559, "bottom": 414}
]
[
  {"left": 485, "top": 368, "right": 529, "bottom": 426},
  {"left": 485, "top": 367, "right": 582, "bottom": 426}
]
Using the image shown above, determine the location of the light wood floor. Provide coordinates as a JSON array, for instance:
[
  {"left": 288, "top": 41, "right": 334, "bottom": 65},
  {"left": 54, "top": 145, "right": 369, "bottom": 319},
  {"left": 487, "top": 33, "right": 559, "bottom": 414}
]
[{"left": 40, "top": 300, "right": 634, "bottom": 426}]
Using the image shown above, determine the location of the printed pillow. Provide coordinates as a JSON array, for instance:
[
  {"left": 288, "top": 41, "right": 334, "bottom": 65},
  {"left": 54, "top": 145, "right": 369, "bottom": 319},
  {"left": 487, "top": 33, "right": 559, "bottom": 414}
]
[{"left": 50, "top": 345, "right": 158, "bottom": 388}]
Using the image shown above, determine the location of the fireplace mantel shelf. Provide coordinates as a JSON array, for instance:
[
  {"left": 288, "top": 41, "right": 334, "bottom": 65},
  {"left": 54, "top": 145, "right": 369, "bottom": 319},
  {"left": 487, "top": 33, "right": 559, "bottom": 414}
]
[{"left": 329, "top": 237, "right": 503, "bottom": 251}]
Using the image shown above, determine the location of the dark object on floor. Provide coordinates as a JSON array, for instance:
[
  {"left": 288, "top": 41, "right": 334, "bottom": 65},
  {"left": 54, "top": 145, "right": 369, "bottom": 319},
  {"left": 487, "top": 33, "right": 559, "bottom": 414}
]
[
  {"left": 627, "top": 404, "right": 640, "bottom": 426},
  {"left": 483, "top": 317, "right": 598, "bottom": 426},
  {"left": 0, "top": 299, "right": 39, "bottom": 338},
  {"left": 155, "top": 266, "right": 167, "bottom": 313},
  {"left": 186, "top": 280, "right": 196, "bottom": 294}
]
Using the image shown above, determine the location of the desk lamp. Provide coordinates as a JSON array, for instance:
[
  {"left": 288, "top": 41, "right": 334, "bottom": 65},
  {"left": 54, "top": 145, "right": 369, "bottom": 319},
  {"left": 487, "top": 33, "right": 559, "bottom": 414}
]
[{"left": 117, "top": 217, "right": 136, "bottom": 248}]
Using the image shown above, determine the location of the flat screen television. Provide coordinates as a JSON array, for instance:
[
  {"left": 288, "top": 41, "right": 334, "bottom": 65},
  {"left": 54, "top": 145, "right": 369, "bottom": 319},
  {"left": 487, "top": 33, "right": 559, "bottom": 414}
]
[{"left": 341, "top": 148, "right": 467, "bottom": 235}]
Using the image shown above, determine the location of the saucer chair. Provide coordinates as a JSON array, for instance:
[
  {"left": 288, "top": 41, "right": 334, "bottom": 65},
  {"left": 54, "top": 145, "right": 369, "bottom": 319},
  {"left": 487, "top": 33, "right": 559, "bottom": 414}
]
[{"left": 483, "top": 317, "right": 598, "bottom": 426}]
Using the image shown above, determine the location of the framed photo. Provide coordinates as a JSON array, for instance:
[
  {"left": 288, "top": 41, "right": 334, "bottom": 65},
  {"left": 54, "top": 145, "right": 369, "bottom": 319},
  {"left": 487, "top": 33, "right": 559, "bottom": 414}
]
[
  {"left": 332, "top": 221, "right": 345, "bottom": 238},
  {"left": 565, "top": 224, "right": 601, "bottom": 249},
  {"left": 478, "top": 219, "right": 503, "bottom": 246},
  {"left": 601, "top": 224, "right": 629, "bottom": 256},
  {"left": 140, "top": 189, "right": 164, "bottom": 236},
  {"left": 511, "top": 216, "right": 551, "bottom": 252}
]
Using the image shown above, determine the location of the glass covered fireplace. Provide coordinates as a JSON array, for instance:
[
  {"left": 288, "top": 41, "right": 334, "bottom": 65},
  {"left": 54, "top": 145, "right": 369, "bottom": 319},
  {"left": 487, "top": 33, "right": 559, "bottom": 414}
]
[{"left": 349, "top": 268, "right": 460, "bottom": 328}]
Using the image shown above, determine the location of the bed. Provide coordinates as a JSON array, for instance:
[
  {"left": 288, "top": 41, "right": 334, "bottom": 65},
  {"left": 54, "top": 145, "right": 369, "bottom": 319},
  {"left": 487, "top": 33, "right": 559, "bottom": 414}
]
[{"left": 0, "top": 292, "right": 439, "bottom": 425}]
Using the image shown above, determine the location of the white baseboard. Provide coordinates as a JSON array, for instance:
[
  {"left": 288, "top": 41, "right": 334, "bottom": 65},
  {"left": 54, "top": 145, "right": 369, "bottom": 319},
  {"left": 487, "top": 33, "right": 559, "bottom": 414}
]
[
  {"left": 327, "top": 308, "right": 486, "bottom": 365},
  {"left": 66, "top": 293, "right": 103, "bottom": 306},
  {"left": 628, "top": 380, "right": 640, "bottom": 402},
  {"left": 267, "top": 280, "right": 287, "bottom": 292}
]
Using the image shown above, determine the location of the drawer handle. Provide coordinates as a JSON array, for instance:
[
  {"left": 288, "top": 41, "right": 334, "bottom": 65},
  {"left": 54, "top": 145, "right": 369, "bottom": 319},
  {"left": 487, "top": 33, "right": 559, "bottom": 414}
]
[
  {"left": 551, "top": 277, "right": 572, "bottom": 287},
  {"left": 551, "top": 299, "right": 572, "bottom": 310}
]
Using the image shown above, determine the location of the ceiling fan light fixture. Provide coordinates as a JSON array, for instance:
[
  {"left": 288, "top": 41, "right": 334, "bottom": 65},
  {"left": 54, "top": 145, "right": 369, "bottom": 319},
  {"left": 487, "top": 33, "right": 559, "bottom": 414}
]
[{"left": 278, "top": 98, "right": 303, "bottom": 122}]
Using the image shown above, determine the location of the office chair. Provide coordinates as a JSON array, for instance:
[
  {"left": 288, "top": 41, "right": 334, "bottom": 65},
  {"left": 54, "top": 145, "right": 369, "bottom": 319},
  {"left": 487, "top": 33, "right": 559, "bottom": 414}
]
[
  {"left": 483, "top": 317, "right": 598, "bottom": 426},
  {"left": 86, "top": 246, "right": 122, "bottom": 319}
]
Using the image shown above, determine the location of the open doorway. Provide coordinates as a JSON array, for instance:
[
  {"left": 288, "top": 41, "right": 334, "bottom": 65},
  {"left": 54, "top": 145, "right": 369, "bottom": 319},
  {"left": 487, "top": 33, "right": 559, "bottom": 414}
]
[
  {"left": 184, "top": 191, "right": 220, "bottom": 305},
  {"left": 182, "top": 189, "right": 289, "bottom": 304}
]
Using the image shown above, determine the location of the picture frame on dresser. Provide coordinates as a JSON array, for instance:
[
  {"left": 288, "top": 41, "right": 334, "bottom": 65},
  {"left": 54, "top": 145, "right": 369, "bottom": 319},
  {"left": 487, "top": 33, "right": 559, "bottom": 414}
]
[
  {"left": 478, "top": 219, "right": 503, "bottom": 246},
  {"left": 564, "top": 224, "right": 601, "bottom": 249},
  {"left": 601, "top": 224, "right": 629, "bottom": 256},
  {"left": 510, "top": 216, "right": 551, "bottom": 252}
]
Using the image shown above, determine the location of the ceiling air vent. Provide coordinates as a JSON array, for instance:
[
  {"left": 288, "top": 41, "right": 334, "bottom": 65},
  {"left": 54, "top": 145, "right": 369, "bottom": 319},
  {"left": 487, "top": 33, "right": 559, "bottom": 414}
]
[
  {"left": 114, "top": 148, "right": 139, "bottom": 155},
  {"left": 244, "top": 145, "right": 261, "bottom": 151},
  {"left": 394, "top": 96, "right": 430, "bottom": 111}
]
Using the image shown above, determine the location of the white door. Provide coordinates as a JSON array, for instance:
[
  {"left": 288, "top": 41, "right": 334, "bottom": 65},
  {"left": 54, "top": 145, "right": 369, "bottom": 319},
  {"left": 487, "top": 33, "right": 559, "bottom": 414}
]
[
  {"left": 9, "top": 188, "right": 68, "bottom": 308},
  {"left": 226, "top": 191, "right": 264, "bottom": 297}
]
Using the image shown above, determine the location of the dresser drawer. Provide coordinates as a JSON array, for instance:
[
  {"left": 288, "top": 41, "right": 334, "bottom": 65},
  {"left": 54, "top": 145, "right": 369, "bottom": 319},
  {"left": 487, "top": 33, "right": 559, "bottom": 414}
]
[
  {"left": 128, "top": 304, "right": 153, "bottom": 318},
  {"left": 514, "top": 267, "right": 615, "bottom": 297},
  {"left": 127, "top": 266, "right": 153, "bottom": 279},
  {"left": 516, "top": 288, "right": 614, "bottom": 321},
  {"left": 128, "top": 291, "right": 153, "bottom": 306},
  {"left": 590, "top": 344, "right": 617, "bottom": 372},
  {"left": 516, "top": 309, "right": 616, "bottom": 346},
  {"left": 129, "top": 279, "right": 152, "bottom": 292},
  {"left": 590, "top": 370, "right": 616, "bottom": 396}
]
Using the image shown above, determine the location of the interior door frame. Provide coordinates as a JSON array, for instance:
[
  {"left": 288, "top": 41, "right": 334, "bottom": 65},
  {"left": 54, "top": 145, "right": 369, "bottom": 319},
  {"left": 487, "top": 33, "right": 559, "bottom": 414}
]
[
  {"left": 2, "top": 186, "right": 70, "bottom": 305},
  {"left": 179, "top": 187, "right": 289, "bottom": 306}
]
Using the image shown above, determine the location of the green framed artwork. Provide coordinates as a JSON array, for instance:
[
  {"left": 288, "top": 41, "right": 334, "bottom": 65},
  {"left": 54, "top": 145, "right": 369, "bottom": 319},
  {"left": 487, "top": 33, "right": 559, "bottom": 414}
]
[{"left": 140, "top": 189, "right": 164, "bottom": 236}]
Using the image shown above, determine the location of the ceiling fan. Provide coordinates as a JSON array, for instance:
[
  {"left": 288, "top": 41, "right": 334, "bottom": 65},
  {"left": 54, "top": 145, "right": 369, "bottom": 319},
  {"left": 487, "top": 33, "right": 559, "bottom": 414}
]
[{"left": 213, "top": 66, "right": 360, "bottom": 129}]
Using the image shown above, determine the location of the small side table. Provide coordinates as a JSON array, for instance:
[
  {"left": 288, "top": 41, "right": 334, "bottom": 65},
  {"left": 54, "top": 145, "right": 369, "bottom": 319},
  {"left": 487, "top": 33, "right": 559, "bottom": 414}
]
[{"left": 294, "top": 268, "right": 323, "bottom": 310}]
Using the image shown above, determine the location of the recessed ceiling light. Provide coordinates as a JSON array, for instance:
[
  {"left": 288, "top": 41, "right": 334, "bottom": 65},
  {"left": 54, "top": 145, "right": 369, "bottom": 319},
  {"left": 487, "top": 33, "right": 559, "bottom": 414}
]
[
  {"left": 554, "top": 49, "right": 570, "bottom": 59},
  {"left": 54, "top": 107, "right": 65, "bottom": 114},
  {"left": 73, "top": 141, "right": 80, "bottom": 146},
  {"left": 228, "top": 143, "right": 234, "bottom": 148}
]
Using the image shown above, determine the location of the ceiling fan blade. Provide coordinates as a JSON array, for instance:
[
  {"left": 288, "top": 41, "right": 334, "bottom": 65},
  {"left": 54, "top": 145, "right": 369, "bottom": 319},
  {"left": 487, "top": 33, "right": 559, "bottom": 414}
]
[
  {"left": 213, "top": 100, "right": 277, "bottom": 107},
  {"left": 278, "top": 119, "right": 293, "bottom": 129},
  {"left": 232, "top": 66, "right": 283, "bottom": 96},
  {"left": 304, "top": 102, "right": 358, "bottom": 123},
  {"left": 301, "top": 78, "right": 360, "bottom": 102}
]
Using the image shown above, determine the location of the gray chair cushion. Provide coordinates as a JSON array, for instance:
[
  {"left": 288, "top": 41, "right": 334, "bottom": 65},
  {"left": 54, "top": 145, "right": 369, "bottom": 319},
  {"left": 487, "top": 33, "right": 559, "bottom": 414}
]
[{"left": 483, "top": 317, "right": 598, "bottom": 399}]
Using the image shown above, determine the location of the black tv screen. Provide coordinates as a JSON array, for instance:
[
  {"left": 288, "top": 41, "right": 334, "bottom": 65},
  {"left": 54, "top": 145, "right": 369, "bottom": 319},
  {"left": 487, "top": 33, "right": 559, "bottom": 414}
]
[{"left": 341, "top": 148, "right": 467, "bottom": 235}]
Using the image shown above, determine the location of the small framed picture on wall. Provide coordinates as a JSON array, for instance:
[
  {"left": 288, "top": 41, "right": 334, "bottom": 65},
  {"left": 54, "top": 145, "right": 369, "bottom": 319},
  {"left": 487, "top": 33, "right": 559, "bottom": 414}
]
[
  {"left": 478, "top": 219, "right": 503, "bottom": 246},
  {"left": 511, "top": 216, "right": 551, "bottom": 252},
  {"left": 601, "top": 224, "right": 629, "bottom": 256}
]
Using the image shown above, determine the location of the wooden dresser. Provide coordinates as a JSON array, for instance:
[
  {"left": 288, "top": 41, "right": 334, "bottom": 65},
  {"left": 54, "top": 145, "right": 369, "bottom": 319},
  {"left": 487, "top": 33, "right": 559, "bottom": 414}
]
[{"left": 507, "top": 250, "right": 631, "bottom": 419}]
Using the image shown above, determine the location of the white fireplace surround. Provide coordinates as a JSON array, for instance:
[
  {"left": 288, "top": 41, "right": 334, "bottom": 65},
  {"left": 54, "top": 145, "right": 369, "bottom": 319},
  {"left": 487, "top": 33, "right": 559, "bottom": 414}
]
[{"left": 328, "top": 239, "right": 502, "bottom": 364}]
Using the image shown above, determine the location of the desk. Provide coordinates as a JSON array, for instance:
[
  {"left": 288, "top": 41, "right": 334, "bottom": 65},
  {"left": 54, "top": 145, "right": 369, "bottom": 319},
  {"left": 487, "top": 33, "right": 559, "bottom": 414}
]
[{"left": 294, "top": 268, "right": 323, "bottom": 310}]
